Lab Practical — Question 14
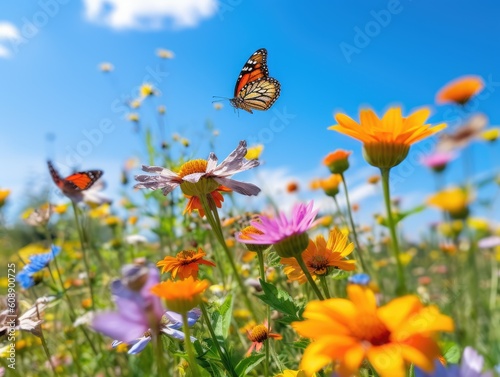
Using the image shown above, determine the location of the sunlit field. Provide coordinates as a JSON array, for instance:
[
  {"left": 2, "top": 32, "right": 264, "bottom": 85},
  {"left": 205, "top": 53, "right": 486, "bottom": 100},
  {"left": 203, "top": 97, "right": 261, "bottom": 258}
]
[{"left": 1, "top": 2, "right": 500, "bottom": 377}]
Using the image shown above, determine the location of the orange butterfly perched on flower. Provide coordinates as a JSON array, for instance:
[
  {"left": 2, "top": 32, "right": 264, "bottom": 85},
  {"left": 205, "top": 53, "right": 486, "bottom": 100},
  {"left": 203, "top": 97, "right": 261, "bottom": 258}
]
[
  {"left": 229, "top": 48, "right": 281, "bottom": 114},
  {"left": 48, "top": 161, "right": 103, "bottom": 198}
]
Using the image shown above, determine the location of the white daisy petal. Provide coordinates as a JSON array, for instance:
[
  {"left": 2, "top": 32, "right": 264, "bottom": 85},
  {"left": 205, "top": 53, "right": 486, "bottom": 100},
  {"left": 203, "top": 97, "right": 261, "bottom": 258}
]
[{"left": 214, "top": 177, "right": 261, "bottom": 196}]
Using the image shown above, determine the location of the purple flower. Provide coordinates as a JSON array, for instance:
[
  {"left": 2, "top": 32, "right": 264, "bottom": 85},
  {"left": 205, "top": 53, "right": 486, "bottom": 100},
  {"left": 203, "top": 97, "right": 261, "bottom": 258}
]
[
  {"left": 415, "top": 347, "right": 493, "bottom": 377},
  {"left": 420, "top": 151, "right": 456, "bottom": 170},
  {"left": 236, "top": 202, "right": 318, "bottom": 245},
  {"left": 91, "top": 262, "right": 201, "bottom": 354},
  {"left": 134, "top": 140, "right": 261, "bottom": 197},
  {"left": 478, "top": 236, "right": 500, "bottom": 249}
]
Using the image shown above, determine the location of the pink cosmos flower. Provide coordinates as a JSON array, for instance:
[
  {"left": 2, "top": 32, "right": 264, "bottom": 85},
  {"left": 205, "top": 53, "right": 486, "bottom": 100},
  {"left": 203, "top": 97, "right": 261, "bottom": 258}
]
[
  {"left": 236, "top": 202, "right": 318, "bottom": 245},
  {"left": 420, "top": 151, "right": 456, "bottom": 170}
]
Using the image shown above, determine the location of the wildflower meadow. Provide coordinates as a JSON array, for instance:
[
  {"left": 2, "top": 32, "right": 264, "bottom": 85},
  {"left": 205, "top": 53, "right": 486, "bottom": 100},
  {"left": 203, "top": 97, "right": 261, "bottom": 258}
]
[{"left": 1, "top": 2, "right": 500, "bottom": 377}]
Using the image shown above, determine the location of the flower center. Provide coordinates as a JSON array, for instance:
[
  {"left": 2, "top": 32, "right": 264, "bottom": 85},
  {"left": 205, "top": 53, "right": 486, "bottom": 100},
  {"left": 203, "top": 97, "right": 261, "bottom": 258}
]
[
  {"left": 248, "top": 324, "right": 269, "bottom": 343},
  {"left": 310, "top": 255, "right": 329, "bottom": 276},
  {"left": 239, "top": 226, "right": 264, "bottom": 240},
  {"left": 178, "top": 159, "right": 208, "bottom": 178},
  {"left": 176, "top": 250, "right": 197, "bottom": 264},
  {"left": 350, "top": 314, "right": 391, "bottom": 346}
]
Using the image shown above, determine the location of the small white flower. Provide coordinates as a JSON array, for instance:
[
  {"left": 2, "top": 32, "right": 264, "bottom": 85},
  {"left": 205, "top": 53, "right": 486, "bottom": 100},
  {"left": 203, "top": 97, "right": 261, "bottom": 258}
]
[{"left": 125, "top": 234, "right": 148, "bottom": 245}]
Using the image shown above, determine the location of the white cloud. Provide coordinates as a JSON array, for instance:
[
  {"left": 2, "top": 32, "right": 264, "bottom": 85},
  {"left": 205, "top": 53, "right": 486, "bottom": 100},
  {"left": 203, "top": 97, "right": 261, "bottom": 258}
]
[
  {"left": 82, "top": 0, "right": 219, "bottom": 30},
  {"left": 0, "top": 22, "right": 20, "bottom": 59}
]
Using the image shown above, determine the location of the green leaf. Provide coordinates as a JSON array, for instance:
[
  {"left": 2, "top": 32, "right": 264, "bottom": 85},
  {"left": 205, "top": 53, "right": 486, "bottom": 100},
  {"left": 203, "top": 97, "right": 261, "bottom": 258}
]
[
  {"left": 441, "top": 341, "right": 461, "bottom": 364},
  {"left": 212, "top": 294, "right": 233, "bottom": 338},
  {"left": 330, "top": 270, "right": 350, "bottom": 280},
  {"left": 378, "top": 204, "right": 426, "bottom": 227},
  {"left": 257, "top": 279, "right": 305, "bottom": 322},
  {"left": 408, "top": 364, "right": 415, "bottom": 377},
  {"left": 293, "top": 339, "right": 310, "bottom": 350},
  {"left": 235, "top": 354, "right": 265, "bottom": 377}
]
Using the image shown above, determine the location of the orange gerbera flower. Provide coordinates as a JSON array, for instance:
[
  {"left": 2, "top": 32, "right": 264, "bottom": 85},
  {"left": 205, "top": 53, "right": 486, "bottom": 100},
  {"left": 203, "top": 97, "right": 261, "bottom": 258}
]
[
  {"left": 150, "top": 276, "right": 209, "bottom": 314},
  {"left": 436, "top": 75, "right": 484, "bottom": 105},
  {"left": 280, "top": 228, "right": 356, "bottom": 283},
  {"left": 184, "top": 185, "right": 232, "bottom": 217},
  {"left": 246, "top": 321, "right": 282, "bottom": 356},
  {"left": 329, "top": 107, "right": 446, "bottom": 169},
  {"left": 157, "top": 248, "right": 216, "bottom": 280},
  {"left": 292, "top": 285, "right": 454, "bottom": 377}
]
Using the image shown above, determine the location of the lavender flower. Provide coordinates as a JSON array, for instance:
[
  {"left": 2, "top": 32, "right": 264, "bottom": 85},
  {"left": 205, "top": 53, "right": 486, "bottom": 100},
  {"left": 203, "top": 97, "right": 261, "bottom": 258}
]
[{"left": 91, "top": 262, "right": 201, "bottom": 354}]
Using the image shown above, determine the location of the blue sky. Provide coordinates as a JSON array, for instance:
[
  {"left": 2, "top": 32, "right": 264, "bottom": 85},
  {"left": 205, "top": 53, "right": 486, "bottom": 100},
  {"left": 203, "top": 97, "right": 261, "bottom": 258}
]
[{"left": 1, "top": 0, "right": 499, "bottom": 235}]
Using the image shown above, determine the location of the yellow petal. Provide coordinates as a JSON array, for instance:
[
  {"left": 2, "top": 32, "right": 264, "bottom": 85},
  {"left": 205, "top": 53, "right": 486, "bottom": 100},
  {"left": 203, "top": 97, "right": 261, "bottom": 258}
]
[
  {"left": 347, "top": 285, "right": 377, "bottom": 312},
  {"left": 367, "top": 345, "right": 406, "bottom": 377},
  {"left": 377, "top": 295, "right": 422, "bottom": 332}
]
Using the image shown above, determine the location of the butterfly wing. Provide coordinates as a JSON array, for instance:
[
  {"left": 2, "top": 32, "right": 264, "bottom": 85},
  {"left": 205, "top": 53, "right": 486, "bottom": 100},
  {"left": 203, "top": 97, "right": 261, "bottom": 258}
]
[
  {"left": 48, "top": 161, "right": 64, "bottom": 189},
  {"left": 63, "top": 171, "right": 103, "bottom": 192},
  {"left": 235, "top": 78, "right": 281, "bottom": 113},
  {"left": 230, "top": 48, "right": 280, "bottom": 113},
  {"left": 233, "top": 48, "right": 269, "bottom": 96},
  {"left": 48, "top": 161, "right": 103, "bottom": 194}
]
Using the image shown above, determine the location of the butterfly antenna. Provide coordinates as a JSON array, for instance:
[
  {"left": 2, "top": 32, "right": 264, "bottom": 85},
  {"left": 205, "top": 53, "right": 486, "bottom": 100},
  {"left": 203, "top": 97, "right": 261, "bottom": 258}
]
[{"left": 212, "top": 95, "right": 230, "bottom": 103}]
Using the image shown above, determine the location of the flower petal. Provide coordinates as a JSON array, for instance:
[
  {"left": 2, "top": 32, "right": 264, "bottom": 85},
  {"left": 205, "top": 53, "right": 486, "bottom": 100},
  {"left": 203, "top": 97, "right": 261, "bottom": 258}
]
[
  {"left": 214, "top": 177, "right": 261, "bottom": 196},
  {"left": 128, "top": 336, "right": 151, "bottom": 354},
  {"left": 367, "top": 345, "right": 406, "bottom": 377},
  {"left": 92, "top": 312, "right": 147, "bottom": 343}
]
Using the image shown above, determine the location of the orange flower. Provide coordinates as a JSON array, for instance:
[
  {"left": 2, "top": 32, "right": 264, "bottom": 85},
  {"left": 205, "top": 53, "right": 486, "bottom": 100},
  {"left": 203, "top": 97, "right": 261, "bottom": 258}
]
[
  {"left": 330, "top": 107, "right": 446, "bottom": 169},
  {"left": 151, "top": 276, "right": 209, "bottom": 314},
  {"left": 184, "top": 186, "right": 232, "bottom": 217},
  {"left": 292, "top": 285, "right": 454, "bottom": 377},
  {"left": 280, "top": 228, "right": 356, "bottom": 283},
  {"left": 367, "top": 175, "right": 380, "bottom": 185},
  {"left": 436, "top": 75, "right": 484, "bottom": 105},
  {"left": 320, "top": 174, "right": 342, "bottom": 197},
  {"left": 323, "top": 150, "right": 351, "bottom": 174},
  {"left": 246, "top": 321, "right": 282, "bottom": 356},
  {"left": 0, "top": 188, "right": 11, "bottom": 208},
  {"left": 157, "top": 248, "right": 215, "bottom": 280},
  {"left": 286, "top": 181, "right": 299, "bottom": 193},
  {"left": 236, "top": 225, "right": 270, "bottom": 252}
]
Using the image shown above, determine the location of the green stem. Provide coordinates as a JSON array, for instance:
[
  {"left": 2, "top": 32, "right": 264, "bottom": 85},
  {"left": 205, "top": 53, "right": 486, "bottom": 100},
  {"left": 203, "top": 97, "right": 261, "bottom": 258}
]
[
  {"left": 489, "top": 248, "right": 498, "bottom": 314},
  {"left": 319, "top": 276, "right": 332, "bottom": 299},
  {"left": 332, "top": 196, "right": 349, "bottom": 229},
  {"left": 340, "top": 173, "right": 368, "bottom": 272},
  {"left": 71, "top": 202, "right": 96, "bottom": 310},
  {"left": 294, "top": 253, "right": 324, "bottom": 300},
  {"left": 380, "top": 168, "right": 407, "bottom": 295},
  {"left": 154, "top": 333, "right": 168, "bottom": 377},
  {"left": 199, "top": 193, "right": 258, "bottom": 321},
  {"left": 39, "top": 327, "right": 59, "bottom": 377},
  {"left": 256, "top": 250, "right": 270, "bottom": 376},
  {"left": 200, "top": 303, "right": 238, "bottom": 377},
  {"left": 182, "top": 312, "right": 201, "bottom": 377}
]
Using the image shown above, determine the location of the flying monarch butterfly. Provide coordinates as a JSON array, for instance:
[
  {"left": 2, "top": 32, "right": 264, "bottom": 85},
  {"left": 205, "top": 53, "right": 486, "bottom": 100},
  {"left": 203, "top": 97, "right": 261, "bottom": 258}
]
[
  {"left": 48, "top": 161, "right": 103, "bottom": 196},
  {"left": 229, "top": 48, "right": 281, "bottom": 113}
]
